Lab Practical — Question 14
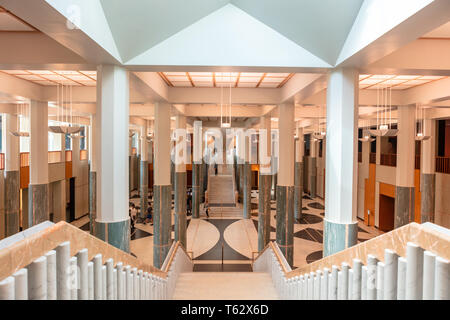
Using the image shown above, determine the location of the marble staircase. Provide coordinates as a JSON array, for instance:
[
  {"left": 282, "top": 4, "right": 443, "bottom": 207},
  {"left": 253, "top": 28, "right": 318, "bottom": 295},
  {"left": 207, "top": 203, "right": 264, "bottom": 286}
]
[
  {"left": 207, "top": 165, "right": 236, "bottom": 207},
  {"left": 172, "top": 272, "right": 279, "bottom": 300}
]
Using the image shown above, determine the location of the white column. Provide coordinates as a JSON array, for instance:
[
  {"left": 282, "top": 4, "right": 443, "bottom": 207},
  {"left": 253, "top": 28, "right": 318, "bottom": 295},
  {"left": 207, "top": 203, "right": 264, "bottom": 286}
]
[
  {"left": 278, "top": 104, "right": 294, "bottom": 187},
  {"left": 324, "top": 68, "right": 359, "bottom": 257},
  {"left": 94, "top": 65, "right": 130, "bottom": 252},
  {"left": 2, "top": 113, "right": 19, "bottom": 171}
]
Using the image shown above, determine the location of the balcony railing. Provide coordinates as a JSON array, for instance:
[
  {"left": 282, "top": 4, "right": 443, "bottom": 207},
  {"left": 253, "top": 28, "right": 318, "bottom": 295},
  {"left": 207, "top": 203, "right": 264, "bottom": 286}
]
[
  {"left": 436, "top": 157, "right": 450, "bottom": 174},
  {"left": 369, "top": 153, "right": 376, "bottom": 164},
  {"left": 48, "top": 151, "right": 62, "bottom": 164},
  {"left": 415, "top": 155, "right": 420, "bottom": 170},
  {"left": 0, "top": 153, "right": 4, "bottom": 170},
  {"left": 380, "top": 153, "right": 397, "bottom": 167},
  {"left": 358, "top": 152, "right": 362, "bottom": 163}
]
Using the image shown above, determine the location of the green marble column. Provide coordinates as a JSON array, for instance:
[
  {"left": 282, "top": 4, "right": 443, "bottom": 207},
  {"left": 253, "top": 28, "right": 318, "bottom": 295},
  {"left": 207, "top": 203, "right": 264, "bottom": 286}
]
[
  {"left": 243, "top": 162, "right": 251, "bottom": 219},
  {"left": 323, "top": 219, "right": 357, "bottom": 257},
  {"left": 95, "top": 219, "right": 130, "bottom": 253},
  {"left": 294, "top": 162, "right": 303, "bottom": 221},
  {"left": 276, "top": 185, "right": 294, "bottom": 266},
  {"left": 271, "top": 173, "right": 277, "bottom": 200},
  {"left": 192, "top": 164, "right": 200, "bottom": 219},
  {"left": 89, "top": 171, "right": 97, "bottom": 235},
  {"left": 175, "top": 172, "right": 187, "bottom": 248},
  {"left": 310, "top": 157, "right": 317, "bottom": 198},
  {"left": 5, "top": 171, "right": 20, "bottom": 236},
  {"left": 395, "top": 186, "right": 415, "bottom": 228},
  {"left": 421, "top": 173, "right": 435, "bottom": 223},
  {"left": 258, "top": 174, "right": 272, "bottom": 252},
  {"left": 139, "top": 161, "right": 149, "bottom": 219},
  {"left": 28, "top": 183, "right": 49, "bottom": 226},
  {"left": 153, "top": 184, "right": 172, "bottom": 268},
  {"left": 238, "top": 164, "right": 244, "bottom": 203}
]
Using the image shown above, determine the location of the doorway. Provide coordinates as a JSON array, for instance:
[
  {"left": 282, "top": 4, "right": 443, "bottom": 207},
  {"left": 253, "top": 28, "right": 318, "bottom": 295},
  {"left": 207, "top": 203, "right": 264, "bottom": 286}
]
[{"left": 379, "top": 194, "right": 395, "bottom": 232}]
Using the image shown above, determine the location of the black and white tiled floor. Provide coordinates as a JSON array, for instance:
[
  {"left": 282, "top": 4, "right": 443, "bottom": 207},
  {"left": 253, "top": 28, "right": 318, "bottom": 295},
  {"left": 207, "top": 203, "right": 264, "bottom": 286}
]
[{"left": 72, "top": 188, "right": 382, "bottom": 271}]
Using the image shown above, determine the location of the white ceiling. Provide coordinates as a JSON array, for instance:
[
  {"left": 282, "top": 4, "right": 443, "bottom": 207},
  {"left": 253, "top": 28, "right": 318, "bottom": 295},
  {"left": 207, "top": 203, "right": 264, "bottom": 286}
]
[
  {"left": 0, "top": 70, "right": 96, "bottom": 86},
  {"left": 231, "top": 0, "right": 364, "bottom": 65},
  {"left": 100, "top": 0, "right": 230, "bottom": 62},
  {"left": 98, "top": 0, "right": 363, "bottom": 64}
]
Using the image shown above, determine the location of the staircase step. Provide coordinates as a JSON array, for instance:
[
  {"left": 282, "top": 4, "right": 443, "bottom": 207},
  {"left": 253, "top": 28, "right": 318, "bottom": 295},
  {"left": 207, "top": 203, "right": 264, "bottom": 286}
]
[{"left": 173, "top": 272, "right": 278, "bottom": 300}]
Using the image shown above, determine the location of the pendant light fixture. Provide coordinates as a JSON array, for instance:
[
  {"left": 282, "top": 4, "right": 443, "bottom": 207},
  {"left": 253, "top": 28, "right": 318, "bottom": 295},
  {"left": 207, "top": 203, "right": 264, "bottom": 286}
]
[
  {"left": 49, "top": 83, "right": 82, "bottom": 134},
  {"left": 369, "top": 83, "right": 398, "bottom": 137},
  {"left": 359, "top": 119, "right": 375, "bottom": 142},
  {"left": 220, "top": 72, "right": 232, "bottom": 128},
  {"left": 10, "top": 101, "right": 30, "bottom": 137},
  {"left": 312, "top": 105, "right": 326, "bottom": 140},
  {"left": 415, "top": 103, "right": 430, "bottom": 141}
]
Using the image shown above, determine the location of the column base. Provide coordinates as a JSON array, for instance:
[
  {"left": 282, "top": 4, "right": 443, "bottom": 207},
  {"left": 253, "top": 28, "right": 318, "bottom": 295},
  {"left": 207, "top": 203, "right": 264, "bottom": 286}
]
[
  {"left": 94, "top": 219, "right": 130, "bottom": 253},
  {"left": 323, "top": 219, "right": 357, "bottom": 257},
  {"left": 175, "top": 172, "right": 187, "bottom": 248},
  {"left": 153, "top": 185, "right": 172, "bottom": 269},
  {"left": 294, "top": 162, "right": 303, "bottom": 221},
  {"left": 5, "top": 170, "right": 20, "bottom": 236},
  {"left": 420, "top": 174, "right": 435, "bottom": 223},
  {"left": 258, "top": 174, "right": 271, "bottom": 252},
  {"left": 139, "top": 161, "right": 149, "bottom": 219},
  {"left": 243, "top": 162, "right": 251, "bottom": 219},
  {"left": 395, "top": 186, "right": 415, "bottom": 228},
  {"left": 28, "top": 183, "right": 49, "bottom": 227},
  {"left": 192, "top": 164, "right": 200, "bottom": 219},
  {"left": 89, "top": 171, "right": 97, "bottom": 235},
  {"left": 275, "top": 185, "right": 294, "bottom": 266}
]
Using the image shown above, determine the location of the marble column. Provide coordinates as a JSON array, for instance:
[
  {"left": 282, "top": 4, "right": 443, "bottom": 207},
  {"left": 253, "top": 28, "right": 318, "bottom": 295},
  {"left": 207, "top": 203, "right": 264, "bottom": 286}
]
[
  {"left": 192, "top": 121, "right": 202, "bottom": 219},
  {"left": 421, "top": 119, "right": 436, "bottom": 223},
  {"left": 52, "top": 134, "right": 66, "bottom": 223},
  {"left": 174, "top": 115, "right": 187, "bottom": 248},
  {"left": 139, "top": 123, "right": 149, "bottom": 219},
  {"left": 395, "top": 105, "right": 416, "bottom": 228},
  {"left": 271, "top": 130, "right": 278, "bottom": 201},
  {"left": 2, "top": 113, "right": 20, "bottom": 235},
  {"left": 323, "top": 68, "right": 359, "bottom": 257},
  {"left": 294, "top": 124, "right": 304, "bottom": 221},
  {"left": 237, "top": 130, "right": 245, "bottom": 203},
  {"left": 94, "top": 65, "right": 130, "bottom": 252},
  {"left": 243, "top": 135, "right": 251, "bottom": 219},
  {"left": 28, "top": 100, "right": 49, "bottom": 227},
  {"left": 89, "top": 114, "right": 97, "bottom": 234},
  {"left": 309, "top": 135, "right": 317, "bottom": 199},
  {"left": 258, "top": 116, "right": 272, "bottom": 251},
  {"left": 276, "top": 104, "right": 295, "bottom": 266},
  {"left": 153, "top": 102, "right": 172, "bottom": 268}
]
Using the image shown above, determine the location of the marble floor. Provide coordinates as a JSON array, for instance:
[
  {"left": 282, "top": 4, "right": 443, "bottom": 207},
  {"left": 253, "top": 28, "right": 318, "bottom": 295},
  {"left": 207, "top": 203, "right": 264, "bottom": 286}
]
[{"left": 72, "top": 188, "right": 383, "bottom": 270}]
